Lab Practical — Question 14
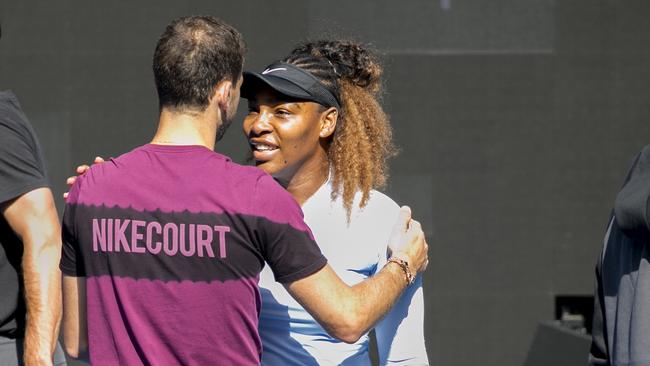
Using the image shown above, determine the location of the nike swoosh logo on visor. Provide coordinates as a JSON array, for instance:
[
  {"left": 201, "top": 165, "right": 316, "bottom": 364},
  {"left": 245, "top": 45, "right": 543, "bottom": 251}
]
[{"left": 262, "top": 68, "right": 287, "bottom": 74}]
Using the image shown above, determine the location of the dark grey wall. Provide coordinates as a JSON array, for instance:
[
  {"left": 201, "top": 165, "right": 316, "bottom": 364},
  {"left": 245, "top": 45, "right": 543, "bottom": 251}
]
[{"left": 2, "top": 1, "right": 650, "bottom": 365}]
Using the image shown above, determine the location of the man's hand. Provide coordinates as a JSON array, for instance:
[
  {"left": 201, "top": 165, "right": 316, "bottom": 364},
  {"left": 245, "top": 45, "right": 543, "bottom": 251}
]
[
  {"left": 63, "top": 156, "right": 104, "bottom": 199},
  {"left": 388, "top": 206, "right": 429, "bottom": 275}
]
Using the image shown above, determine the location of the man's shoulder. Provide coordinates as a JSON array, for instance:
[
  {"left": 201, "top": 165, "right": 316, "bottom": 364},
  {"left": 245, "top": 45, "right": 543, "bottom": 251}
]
[
  {"left": 219, "top": 158, "right": 267, "bottom": 181},
  {"left": 216, "top": 160, "right": 288, "bottom": 197},
  {"left": 0, "top": 92, "right": 48, "bottom": 203},
  {"left": 68, "top": 147, "right": 274, "bottom": 211},
  {"left": 79, "top": 147, "right": 143, "bottom": 180},
  {"left": 66, "top": 146, "right": 146, "bottom": 201},
  {"left": 0, "top": 92, "right": 32, "bottom": 141},
  {"left": 252, "top": 172, "right": 296, "bottom": 203}
]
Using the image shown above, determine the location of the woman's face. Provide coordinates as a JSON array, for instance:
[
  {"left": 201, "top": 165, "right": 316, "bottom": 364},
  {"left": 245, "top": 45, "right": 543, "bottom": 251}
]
[{"left": 242, "top": 87, "right": 335, "bottom": 184}]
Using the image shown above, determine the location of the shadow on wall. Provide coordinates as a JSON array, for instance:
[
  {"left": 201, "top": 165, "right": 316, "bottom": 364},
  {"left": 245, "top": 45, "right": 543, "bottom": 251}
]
[{"left": 523, "top": 321, "right": 590, "bottom": 366}]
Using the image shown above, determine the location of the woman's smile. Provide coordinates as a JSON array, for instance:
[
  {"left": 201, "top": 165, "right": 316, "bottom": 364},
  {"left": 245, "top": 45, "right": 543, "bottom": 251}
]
[{"left": 249, "top": 138, "right": 280, "bottom": 161}]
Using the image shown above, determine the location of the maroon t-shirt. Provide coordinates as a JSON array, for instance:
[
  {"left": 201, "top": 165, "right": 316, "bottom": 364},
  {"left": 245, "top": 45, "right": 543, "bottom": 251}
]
[{"left": 60, "top": 144, "right": 327, "bottom": 366}]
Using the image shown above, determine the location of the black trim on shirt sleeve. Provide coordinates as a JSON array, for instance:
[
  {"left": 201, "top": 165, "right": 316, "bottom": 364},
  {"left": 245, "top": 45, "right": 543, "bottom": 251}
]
[{"left": 275, "top": 256, "right": 327, "bottom": 284}]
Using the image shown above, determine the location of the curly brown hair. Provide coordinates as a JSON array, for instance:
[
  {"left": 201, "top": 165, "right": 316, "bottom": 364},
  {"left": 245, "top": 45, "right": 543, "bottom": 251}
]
[{"left": 283, "top": 40, "right": 397, "bottom": 216}]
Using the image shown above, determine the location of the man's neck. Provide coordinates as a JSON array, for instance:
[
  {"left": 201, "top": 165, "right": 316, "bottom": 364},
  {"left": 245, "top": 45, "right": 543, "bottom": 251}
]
[{"left": 151, "top": 107, "right": 219, "bottom": 149}]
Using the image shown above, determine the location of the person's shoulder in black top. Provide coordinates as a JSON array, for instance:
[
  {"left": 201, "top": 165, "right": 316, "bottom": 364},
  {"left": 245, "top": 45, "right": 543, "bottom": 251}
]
[{"left": 0, "top": 90, "right": 49, "bottom": 203}]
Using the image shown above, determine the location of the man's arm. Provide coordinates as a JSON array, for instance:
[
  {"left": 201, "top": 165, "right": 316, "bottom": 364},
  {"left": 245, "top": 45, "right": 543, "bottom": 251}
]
[
  {"left": 2, "top": 187, "right": 62, "bottom": 366},
  {"left": 61, "top": 275, "right": 88, "bottom": 360},
  {"left": 59, "top": 171, "right": 89, "bottom": 361},
  {"left": 68, "top": 161, "right": 428, "bottom": 346},
  {"left": 285, "top": 208, "right": 428, "bottom": 344}
]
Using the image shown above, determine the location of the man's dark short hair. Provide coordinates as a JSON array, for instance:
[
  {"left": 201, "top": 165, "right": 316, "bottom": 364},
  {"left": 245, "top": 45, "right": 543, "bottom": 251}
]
[{"left": 153, "top": 16, "right": 246, "bottom": 111}]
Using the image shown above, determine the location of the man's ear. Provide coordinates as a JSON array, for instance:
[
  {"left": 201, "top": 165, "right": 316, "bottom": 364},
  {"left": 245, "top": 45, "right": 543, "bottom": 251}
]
[
  {"left": 213, "top": 80, "right": 234, "bottom": 110},
  {"left": 319, "top": 107, "right": 338, "bottom": 139}
]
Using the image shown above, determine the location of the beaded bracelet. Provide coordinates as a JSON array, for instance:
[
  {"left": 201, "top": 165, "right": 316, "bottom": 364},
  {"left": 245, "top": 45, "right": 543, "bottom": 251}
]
[{"left": 387, "top": 256, "right": 415, "bottom": 286}]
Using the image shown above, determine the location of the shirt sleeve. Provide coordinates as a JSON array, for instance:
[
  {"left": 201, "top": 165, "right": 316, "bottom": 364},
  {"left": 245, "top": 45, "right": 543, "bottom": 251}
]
[
  {"left": 370, "top": 194, "right": 429, "bottom": 365},
  {"left": 589, "top": 216, "right": 613, "bottom": 366},
  {"left": 59, "top": 179, "right": 86, "bottom": 277},
  {"left": 0, "top": 106, "right": 49, "bottom": 204},
  {"left": 253, "top": 174, "right": 327, "bottom": 283},
  {"left": 375, "top": 274, "right": 429, "bottom": 365}
]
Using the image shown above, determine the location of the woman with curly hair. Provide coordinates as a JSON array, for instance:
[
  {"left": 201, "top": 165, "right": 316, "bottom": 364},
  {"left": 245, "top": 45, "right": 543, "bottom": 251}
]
[{"left": 241, "top": 40, "right": 428, "bottom": 365}]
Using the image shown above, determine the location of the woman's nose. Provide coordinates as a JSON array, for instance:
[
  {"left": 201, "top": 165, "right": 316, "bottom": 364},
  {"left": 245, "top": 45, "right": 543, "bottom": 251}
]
[{"left": 249, "top": 110, "right": 272, "bottom": 135}]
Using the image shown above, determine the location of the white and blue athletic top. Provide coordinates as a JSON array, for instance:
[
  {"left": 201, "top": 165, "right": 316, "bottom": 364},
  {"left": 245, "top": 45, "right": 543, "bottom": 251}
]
[{"left": 259, "top": 178, "right": 429, "bottom": 365}]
